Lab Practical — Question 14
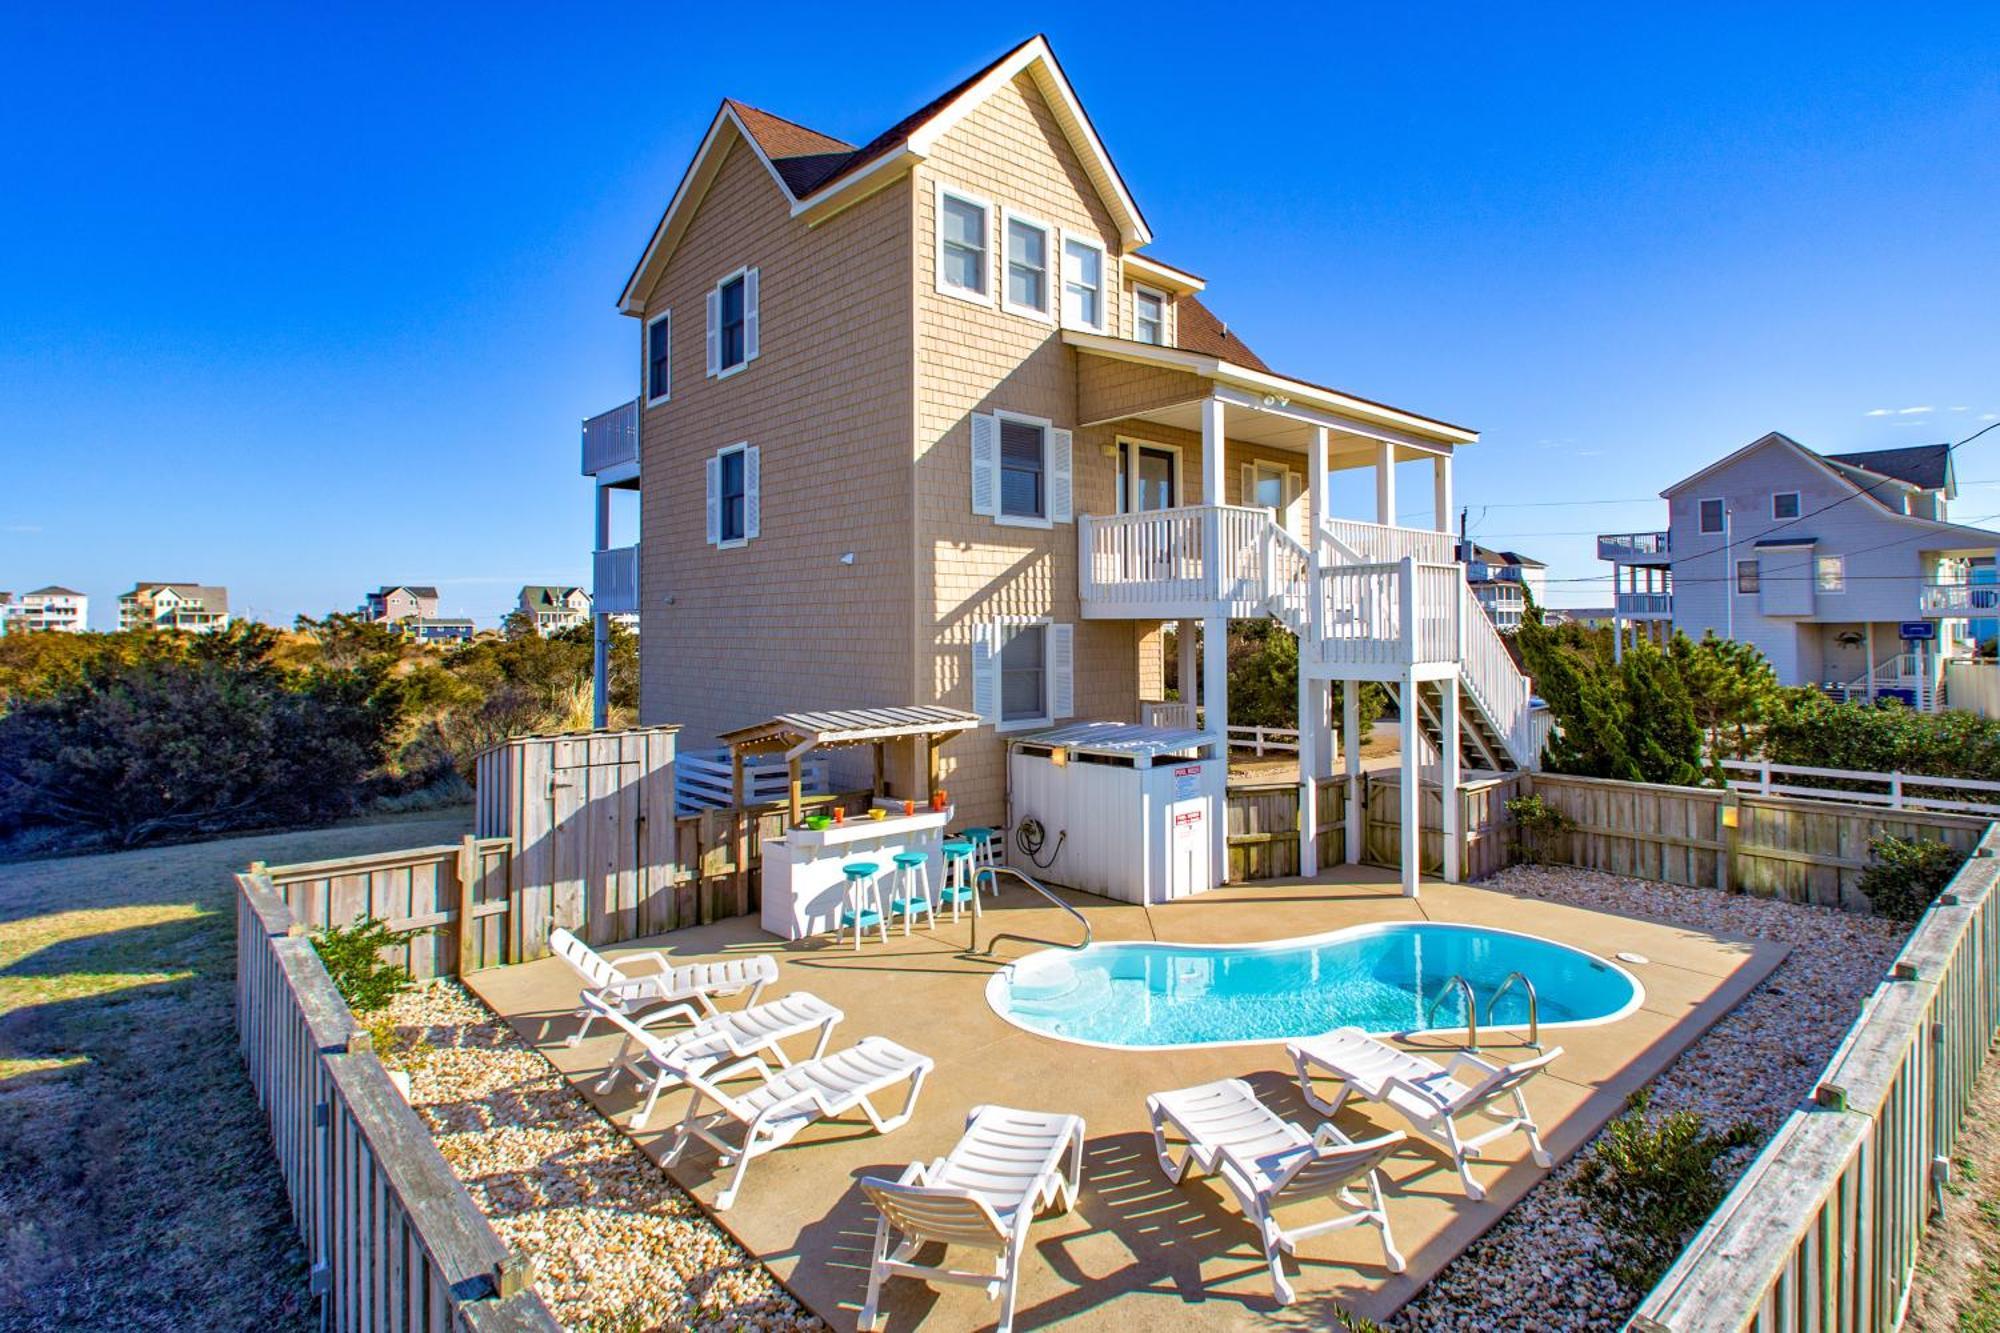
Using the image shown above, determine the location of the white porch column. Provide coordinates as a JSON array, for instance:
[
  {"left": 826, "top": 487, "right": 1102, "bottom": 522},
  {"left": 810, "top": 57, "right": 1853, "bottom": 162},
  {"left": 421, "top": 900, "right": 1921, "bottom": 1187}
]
[
  {"left": 1439, "top": 676, "right": 1462, "bottom": 883},
  {"left": 1178, "top": 619, "right": 1199, "bottom": 723},
  {"left": 592, "top": 482, "right": 613, "bottom": 729},
  {"left": 1201, "top": 395, "right": 1228, "bottom": 506},
  {"left": 1204, "top": 613, "right": 1230, "bottom": 882},
  {"left": 1307, "top": 425, "right": 1334, "bottom": 780},
  {"left": 1343, "top": 682, "right": 1362, "bottom": 865},
  {"left": 1375, "top": 440, "right": 1397, "bottom": 526},
  {"left": 1398, "top": 674, "right": 1421, "bottom": 897},
  {"left": 1866, "top": 622, "right": 1878, "bottom": 702},
  {"left": 1297, "top": 674, "right": 1319, "bottom": 877},
  {"left": 1433, "top": 452, "right": 1454, "bottom": 537}
]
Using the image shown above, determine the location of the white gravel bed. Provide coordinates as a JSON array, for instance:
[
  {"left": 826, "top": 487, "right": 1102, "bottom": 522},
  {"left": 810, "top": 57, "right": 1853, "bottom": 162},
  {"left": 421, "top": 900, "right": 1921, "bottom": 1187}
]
[
  {"left": 1388, "top": 865, "right": 1907, "bottom": 1332},
  {"left": 376, "top": 982, "right": 823, "bottom": 1333}
]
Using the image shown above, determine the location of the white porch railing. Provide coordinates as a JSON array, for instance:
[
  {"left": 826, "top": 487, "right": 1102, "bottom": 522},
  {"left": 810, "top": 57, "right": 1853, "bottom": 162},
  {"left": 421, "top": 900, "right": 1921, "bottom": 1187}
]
[
  {"left": 1459, "top": 581, "right": 1538, "bottom": 761},
  {"left": 1321, "top": 516, "right": 1457, "bottom": 567},
  {"left": 1596, "top": 530, "right": 1670, "bottom": 560},
  {"left": 1920, "top": 582, "right": 2000, "bottom": 617},
  {"left": 1614, "top": 591, "right": 1674, "bottom": 618},
  {"left": 1080, "top": 505, "right": 1305, "bottom": 619},
  {"left": 592, "top": 544, "right": 640, "bottom": 615},
  {"left": 581, "top": 399, "right": 639, "bottom": 477},
  {"left": 1140, "top": 701, "right": 1196, "bottom": 729}
]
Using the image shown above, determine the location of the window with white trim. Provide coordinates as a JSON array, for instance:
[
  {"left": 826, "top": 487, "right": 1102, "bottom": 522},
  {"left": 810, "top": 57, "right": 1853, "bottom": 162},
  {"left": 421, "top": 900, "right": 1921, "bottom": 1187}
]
[
  {"left": 1133, "top": 285, "right": 1167, "bottom": 344},
  {"left": 704, "top": 442, "right": 760, "bottom": 548},
  {"left": 972, "top": 620, "right": 1074, "bottom": 731},
  {"left": 1736, "top": 559, "right": 1759, "bottom": 593},
  {"left": 968, "top": 410, "right": 1072, "bottom": 527},
  {"left": 1698, "top": 498, "right": 1725, "bottom": 534},
  {"left": 1002, "top": 211, "right": 1052, "bottom": 319},
  {"left": 1000, "top": 623, "right": 1046, "bottom": 724},
  {"left": 1773, "top": 491, "right": 1800, "bottom": 520},
  {"left": 1816, "top": 555, "right": 1845, "bottom": 593},
  {"left": 1061, "top": 234, "right": 1106, "bottom": 331},
  {"left": 645, "top": 310, "right": 671, "bottom": 405},
  {"left": 936, "top": 186, "right": 990, "bottom": 301},
  {"left": 705, "top": 267, "right": 759, "bottom": 377}
]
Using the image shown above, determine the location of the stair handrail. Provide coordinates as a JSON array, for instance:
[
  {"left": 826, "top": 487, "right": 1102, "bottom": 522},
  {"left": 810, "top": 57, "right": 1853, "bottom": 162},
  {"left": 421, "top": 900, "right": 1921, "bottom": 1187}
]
[
  {"left": 970, "top": 864, "right": 1093, "bottom": 957},
  {"left": 1422, "top": 974, "right": 1480, "bottom": 1050},
  {"left": 1485, "top": 970, "right": 1541, "bottom": 1050},
  {"left": 1458, "top": 581, "right": 1535, "bottom": 763}
]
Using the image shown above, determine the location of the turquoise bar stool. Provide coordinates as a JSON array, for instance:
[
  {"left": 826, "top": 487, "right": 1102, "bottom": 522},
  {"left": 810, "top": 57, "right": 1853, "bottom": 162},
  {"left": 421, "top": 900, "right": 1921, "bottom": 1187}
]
[
  {"left": 888, "top": 851, "right": 935, "bottom": 935},
  {"left": 959, "top": 827, "right": 1001, "bottom": 894},
  {"left": 939, "top": 839, "right": 978, "bottom": 922},
  {"left": 840, "top": 861, "right": 888, "bottom": 949}
]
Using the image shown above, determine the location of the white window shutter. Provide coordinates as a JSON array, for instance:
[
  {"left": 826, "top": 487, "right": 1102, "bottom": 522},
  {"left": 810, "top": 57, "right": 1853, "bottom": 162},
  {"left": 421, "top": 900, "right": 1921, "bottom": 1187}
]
[
  {"left": 743, "top": 445, "right": 761, "bottom": 540},
  {"left": 1050, "top": 428, "right": 1073, "bottom": 523},
  {"left": 743, "top": 267, "right": 760, "bottom": 362},
  {"left": 1285, "top": 471, "right": 1303, "bottom": 537},
  {"left": 971, "top": 625, "right": 998, "bottom": 722},
  {"left": 705, "top": 287, "right": 720, "bottom": 377},
  {"left": 704, "top": 455, "right": 720, "bottom": 545},
  {"left": 970, "top": 412, "right": 998, "bottom": 516},
  {"left": 1050, "top": 623, "right": 1075, "bottom": 719}
]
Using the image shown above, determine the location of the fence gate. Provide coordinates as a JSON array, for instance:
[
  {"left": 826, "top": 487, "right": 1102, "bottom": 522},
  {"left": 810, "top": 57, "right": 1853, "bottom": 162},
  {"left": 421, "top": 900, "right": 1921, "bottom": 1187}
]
[{"left": 474, "top": 727, "right": 679, "bottom": 955}]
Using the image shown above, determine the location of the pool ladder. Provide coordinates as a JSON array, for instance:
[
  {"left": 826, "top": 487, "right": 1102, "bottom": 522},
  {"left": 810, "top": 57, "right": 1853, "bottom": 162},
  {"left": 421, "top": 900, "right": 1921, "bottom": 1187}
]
[{"left": 1423, "top": 971, "right": 1541, "bottom": 1052}]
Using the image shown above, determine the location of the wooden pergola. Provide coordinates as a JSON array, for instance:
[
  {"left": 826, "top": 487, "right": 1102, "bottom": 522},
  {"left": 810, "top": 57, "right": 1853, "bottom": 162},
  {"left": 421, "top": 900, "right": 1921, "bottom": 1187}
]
[{"left": 715, "top": 706, "right": 982, "bottom": 824}]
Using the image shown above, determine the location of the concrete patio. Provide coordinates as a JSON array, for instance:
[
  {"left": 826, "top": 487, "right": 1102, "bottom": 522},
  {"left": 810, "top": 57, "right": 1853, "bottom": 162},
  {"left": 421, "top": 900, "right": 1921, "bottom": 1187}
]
[{"left": 465, "top": 866, "right": 1785, "bottom": 1330}]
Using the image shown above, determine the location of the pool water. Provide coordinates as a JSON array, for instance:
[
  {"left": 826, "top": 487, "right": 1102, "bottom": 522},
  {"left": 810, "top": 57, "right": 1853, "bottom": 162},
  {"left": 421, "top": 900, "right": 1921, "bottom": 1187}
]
[{"left": 987, "top": 923, "right": 1641, "bottom": 1050}]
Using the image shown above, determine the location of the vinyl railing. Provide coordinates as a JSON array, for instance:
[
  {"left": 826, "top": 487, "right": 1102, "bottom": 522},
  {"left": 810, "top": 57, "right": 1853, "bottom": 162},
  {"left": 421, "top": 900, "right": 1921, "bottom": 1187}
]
[
  {"left": 1458, "top": 580, "right": 1537, "bottom": 761},
  {"left": 1597, "top": 530, "right": 1670, "bottom": 559},
  {"left": 1080, "top": 505, "right": 1296, "bottom": 618},
  {"left": 580, "top": 398, "right": 639, "bottom": 476},
  {"left": 1321, "top": 516, "right": 1458, "bottom": 567},
  {"left": 591, "top": 543, "right": 640, "bottom": 615},
  {"left": 1919, "top": 581, "right": 2000, "bottom": 616},
  {"left": 1615, "top": 591, "right": 1674, "bottom": 617},
  {"left": 1721, "top": 758, "right": 2000, "bottom": 815}
]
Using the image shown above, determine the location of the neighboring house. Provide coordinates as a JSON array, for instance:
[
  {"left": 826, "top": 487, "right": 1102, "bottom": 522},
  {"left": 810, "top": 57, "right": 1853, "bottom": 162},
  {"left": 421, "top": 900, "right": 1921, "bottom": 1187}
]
[
  {"left": 588, "top": 35, "right": 1540, "bottom": 885},
  {"left": 1598, "top": 433, "right": 1999, "bottom": 708},
  {"left": 1546, "top": 606, "right": 1616, "bottom": 630},
  {"left": 118, "top": 582, "right": 230, "bottom": 633},
  {"left": 1, "top": 586, "right": 88, "bottom": 633},
  {"left": 517, "top": 585, "right": 591, "bottom": 635},
  {"left": 407, "top": 617, "right": 476, "bottom": 644},
  {"left": 1463, "top": 546, "right": 1546, "bottom": 632},
  {"left": 362, "top": 585, "right": 441, "bottom": 623}
]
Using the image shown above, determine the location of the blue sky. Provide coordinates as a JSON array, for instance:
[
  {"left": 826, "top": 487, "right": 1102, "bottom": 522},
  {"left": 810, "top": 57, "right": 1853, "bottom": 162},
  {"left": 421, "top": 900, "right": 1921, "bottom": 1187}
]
[{"left": 3, "top": 4, "right": 1997, "bottom": 626}]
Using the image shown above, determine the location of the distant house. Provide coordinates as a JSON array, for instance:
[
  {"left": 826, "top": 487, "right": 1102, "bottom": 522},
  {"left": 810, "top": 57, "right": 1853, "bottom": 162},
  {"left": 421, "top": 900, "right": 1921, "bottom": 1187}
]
[
  {"left": 118, "top": 582, "right": 230, "bottom": 633},
  {"left": 407, "top": 617, "right": 476, "bottom": 644},
  {"left": 362, "top": 585, "right": 441, "bottom": 623},
  {"left": 1598, "top": 433, "right": 1999, "bottom": 709},
  {"left": 517, "top": 586, "right": 591, "bottom": 635},
  {"left": 1463, "top": 546, "right": 1546, "bottom": 632},
  {"left": 1, "top": 586, "right": 88, "bottom": 633}
]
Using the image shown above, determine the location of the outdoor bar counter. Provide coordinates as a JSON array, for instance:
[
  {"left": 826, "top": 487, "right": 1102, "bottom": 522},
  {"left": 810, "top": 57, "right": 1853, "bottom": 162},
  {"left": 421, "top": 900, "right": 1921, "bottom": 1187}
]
[{"left": 760, "top": 801, "right": 955, "bottom": 940}]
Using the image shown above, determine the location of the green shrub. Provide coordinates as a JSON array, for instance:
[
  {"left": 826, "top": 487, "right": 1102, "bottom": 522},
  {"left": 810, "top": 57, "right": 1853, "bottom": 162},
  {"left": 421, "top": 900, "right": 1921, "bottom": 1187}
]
[
  {"left": 1857, "top": 834, "right": 1969, "bottom": 923},
  {"left": 310, "top": 916, "right": 414, "bottom": 1015},
  {"left": 1506, "top": 793, "right": 1572, "bottom": 865},
  {"left": 1574, "top": 1090, "right": 1758, "bottom": 1291}
]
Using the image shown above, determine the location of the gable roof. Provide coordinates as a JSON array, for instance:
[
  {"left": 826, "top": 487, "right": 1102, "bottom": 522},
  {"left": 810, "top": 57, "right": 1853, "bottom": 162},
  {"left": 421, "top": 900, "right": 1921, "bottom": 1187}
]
[
  {"left": 519, "top": 585, "right": 587, "bottom": 609},
  {"left": 1175, "top": 296, "right": 1269, "bottom": 372},
  {"left": 28, "top": 586, "right": 83, "bottom": 597},
  {"left": 1661, "top": 431, "right": 1853, "bottom": 501},
  {"left": 1826, "top": 443, "right": 1953, "bottom": 494},
  {"left": 620, "top": 35, "right": 1152, "bottom": 313},
  {"left": 374, "top": 584, "right": 440, "bottom": 600}
]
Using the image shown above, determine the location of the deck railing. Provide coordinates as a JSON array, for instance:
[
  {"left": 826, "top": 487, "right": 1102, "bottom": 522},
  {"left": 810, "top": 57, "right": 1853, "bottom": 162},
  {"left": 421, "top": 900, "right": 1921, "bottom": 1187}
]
[
  {"left": 1597, "top": 530, "right": 1671, "bottom": 560},
  {"left": 1321, "top": 515, "right": 1458, "bottom": 567},
  {"left": 580, "top": 398, "right": 639, "bottom": 476},
  {"left": 1614, "top": 590, "right": 1674, "bottom": 617},
  {"left": 1079, "top": 505, "right": 1292, "bottom": 618},
  {"left": 1631, "top": 826, "right": 2000, "bottom": 1331},
  {"left": 592, "top": 543, "right": 640, "bottom": 615},
  {"left": 1919, "top": 581, "right": 2000, "bottom": 616},
  {"left": 1459, "top": 580, "right": 1537, "bottom": 759}
]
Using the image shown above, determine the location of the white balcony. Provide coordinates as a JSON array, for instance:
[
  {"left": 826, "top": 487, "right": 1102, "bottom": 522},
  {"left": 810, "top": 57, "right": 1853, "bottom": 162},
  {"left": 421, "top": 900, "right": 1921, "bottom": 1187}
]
[
  {"left": 582, "top": 399, "right": 640, "bottom": 480},
  {"left": 1615, "top": 591, "right": 1674, "bottom": 619},
  {"left": 1919, "top": 582, "right": 2000, "bottom": 618},
  {"left": 593, "top": 544, "right": 640, "bottom": 615},
  {"left": 1322, "top": 516, "right": 1457, "bottom": 567},
  {"left": 1598, "top": 531, "right": 1671, "bottom": 563}
]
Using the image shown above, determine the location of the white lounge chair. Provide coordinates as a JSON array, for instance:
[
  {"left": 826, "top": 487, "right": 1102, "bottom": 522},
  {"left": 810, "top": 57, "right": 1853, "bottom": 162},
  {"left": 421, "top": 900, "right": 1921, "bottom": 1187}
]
[
  {"left": 548, "top": 926, "right": 776, "bottom": 1045},
  {"left": 662, "top": 1035, "right": 934, "bottom": 1209},
  {"left": 1147, "top": 1078, "right": 1405, "bottom": 1305},
  {"left": 583, "top": 989, "right": 844, "bottom": 1129},
  {"left": 1288, "top": 1027, "right": 1561, "bottom": 1201},
  {"left": 859, "top": 1104, "right": 1085, "bottom": 1333}
]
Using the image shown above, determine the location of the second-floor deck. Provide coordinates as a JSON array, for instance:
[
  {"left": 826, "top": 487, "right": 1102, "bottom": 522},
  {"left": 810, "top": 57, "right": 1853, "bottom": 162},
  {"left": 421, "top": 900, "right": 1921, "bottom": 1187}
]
[
  {"left": 1614, "top": 591, "right": 1674, "bottom": 619},
  {"left": 1918, "top": 581, "right": 2000, "bottom": 619},
  {"left": 1597, "top": 531, "right": 1671, "bottom": 564},
  {"left": 582, "top": 399, "right": 640, "bottom": 482}
]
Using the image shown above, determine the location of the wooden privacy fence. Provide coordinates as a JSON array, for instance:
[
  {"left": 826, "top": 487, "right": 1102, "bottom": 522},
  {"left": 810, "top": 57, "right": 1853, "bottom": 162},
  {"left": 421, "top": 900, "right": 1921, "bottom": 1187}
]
[
  {"left": 236, "top": 872, "right": 557, "bottom": 1332},
  {"left": 1227, "top": 779, "right": 1346, "bottom": 880},
  {"left": 1631, "top": 826, "right": 2000, "bottom": 1332},
  {"left": 1224, "top": 772, "right": 1514, "bottom": 883}
]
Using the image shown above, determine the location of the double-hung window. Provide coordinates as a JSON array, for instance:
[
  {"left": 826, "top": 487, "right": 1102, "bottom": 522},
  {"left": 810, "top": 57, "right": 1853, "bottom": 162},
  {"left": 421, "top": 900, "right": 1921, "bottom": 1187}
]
[
  {"left": 1736, "top": 559, "right": 1760, "bottom": 594},
  {"left": 706, "top": 267, "right": 760, "bottom": 377},
  {"left": 1133, "top": 286, "right": 1167, "bottom": 344},
  {"left": 1000, "top": 623, "right": 1047, "bottom": 725},
  {"left": 999, "top": 416, "right": 1046, "bottom": 521},
  {"left": 705, "top": 442, "right": 759, "bottom": 548},
  {"left": 1002, "top": 211, "right": 1052, "bottom": 319},
  {"left": 969, "top": 410, "right": 1072, "bottom": 527},
  {"left": 1816, "top": 555, "right": 1846, "bottom": 593},
  {"left": 1061, "top": 234, "right": 1106, "bottom": 331},
  {"left": 974, "top": 619, "right": 1074, "bottom": 732},
  {"left": 936, "top": 186, "right": 991, "bottom": 301},
  {"left": 1698, "top": 498, "right": 1725, "bottom": 534},
  {"left": 645, "top": 310, "right": 671, "bottom": 405}
]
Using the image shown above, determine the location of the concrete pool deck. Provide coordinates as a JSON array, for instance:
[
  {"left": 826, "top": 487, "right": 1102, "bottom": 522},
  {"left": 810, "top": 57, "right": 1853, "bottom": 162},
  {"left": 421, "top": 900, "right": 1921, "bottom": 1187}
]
[{"left": 465, "top": 866, "right": 1786, "bottom": 1330}]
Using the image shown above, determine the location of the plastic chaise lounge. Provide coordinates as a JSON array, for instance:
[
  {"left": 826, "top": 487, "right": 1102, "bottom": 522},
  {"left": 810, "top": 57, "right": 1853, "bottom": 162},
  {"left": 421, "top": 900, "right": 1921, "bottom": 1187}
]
[
  {"left": 858, "top": 1104, "right": 1086, "bottom": 1333},
  {"left": 582, "top": 988, "right": 845, "bottom": 1129},
  {"left": 1288, "top": 1026, "right": 1562, "bottom": 1201},
  {"left": 1147, "top": 1077, "right": 1406, "bottom": 1304},
  {"left": 661, "top": 1036, "right": 934, "bottom": 1209},
  {"left": 549, "top": 926, "right": 777, "bottom": 1045}
]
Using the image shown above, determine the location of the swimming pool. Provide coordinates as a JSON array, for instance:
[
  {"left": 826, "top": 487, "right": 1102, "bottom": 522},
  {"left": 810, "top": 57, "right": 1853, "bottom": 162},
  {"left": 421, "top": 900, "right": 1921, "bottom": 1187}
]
[{"left": 986, "top": 922, "right": 1642, "bottom": 1050}]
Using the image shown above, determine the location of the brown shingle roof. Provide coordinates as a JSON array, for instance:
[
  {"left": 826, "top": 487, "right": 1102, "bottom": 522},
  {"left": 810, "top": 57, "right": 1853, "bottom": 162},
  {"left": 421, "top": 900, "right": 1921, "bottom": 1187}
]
[{"left": 1175, "top": 296, "right": 1269, "bottom": 372}]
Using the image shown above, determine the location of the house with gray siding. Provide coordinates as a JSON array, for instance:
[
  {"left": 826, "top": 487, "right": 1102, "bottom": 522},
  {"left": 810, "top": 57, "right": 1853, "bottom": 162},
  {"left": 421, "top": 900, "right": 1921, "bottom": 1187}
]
[{"left": 1598, "top": 432, "right": 1997, "bottom": 708}]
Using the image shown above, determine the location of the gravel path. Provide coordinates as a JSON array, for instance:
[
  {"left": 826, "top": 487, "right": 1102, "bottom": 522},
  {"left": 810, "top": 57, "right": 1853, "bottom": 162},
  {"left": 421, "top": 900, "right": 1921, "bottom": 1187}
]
[
  {"left": 1389, "top": 866, "right": 1907, "bottom": 1332},
  {"left": 378, "top": 982, "right": 823, "bottom": 1333}
]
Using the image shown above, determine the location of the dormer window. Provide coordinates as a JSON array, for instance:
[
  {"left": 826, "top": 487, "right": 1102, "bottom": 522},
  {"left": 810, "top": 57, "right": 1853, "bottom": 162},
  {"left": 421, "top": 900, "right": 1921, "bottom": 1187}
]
[{"left": 1134, "top": 286, "right": 1167, "bottom": 344}]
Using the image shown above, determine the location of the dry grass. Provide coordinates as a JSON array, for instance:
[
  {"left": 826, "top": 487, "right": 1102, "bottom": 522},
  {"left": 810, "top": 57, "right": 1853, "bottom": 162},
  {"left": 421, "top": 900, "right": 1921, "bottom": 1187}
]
[
  {"left": 0, "top": 809, "right": 473, "bottom": 1331},
  {"left": 1907, "top": 1045, "right": 2000, "bottom": 1331}
]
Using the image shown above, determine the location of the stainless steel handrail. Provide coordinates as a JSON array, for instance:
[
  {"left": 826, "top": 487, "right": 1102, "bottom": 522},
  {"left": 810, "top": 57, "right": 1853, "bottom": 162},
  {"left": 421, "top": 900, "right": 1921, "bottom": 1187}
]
[
  {"left": 970, "top": 865, "right": 1093, "bottom": 956},
  {"left": 1486, "top": 971, "right": 1541, "bottom": 1050},
  {"left": 1423, "top": 974, "right": 1479, "bottom": 1050}
]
